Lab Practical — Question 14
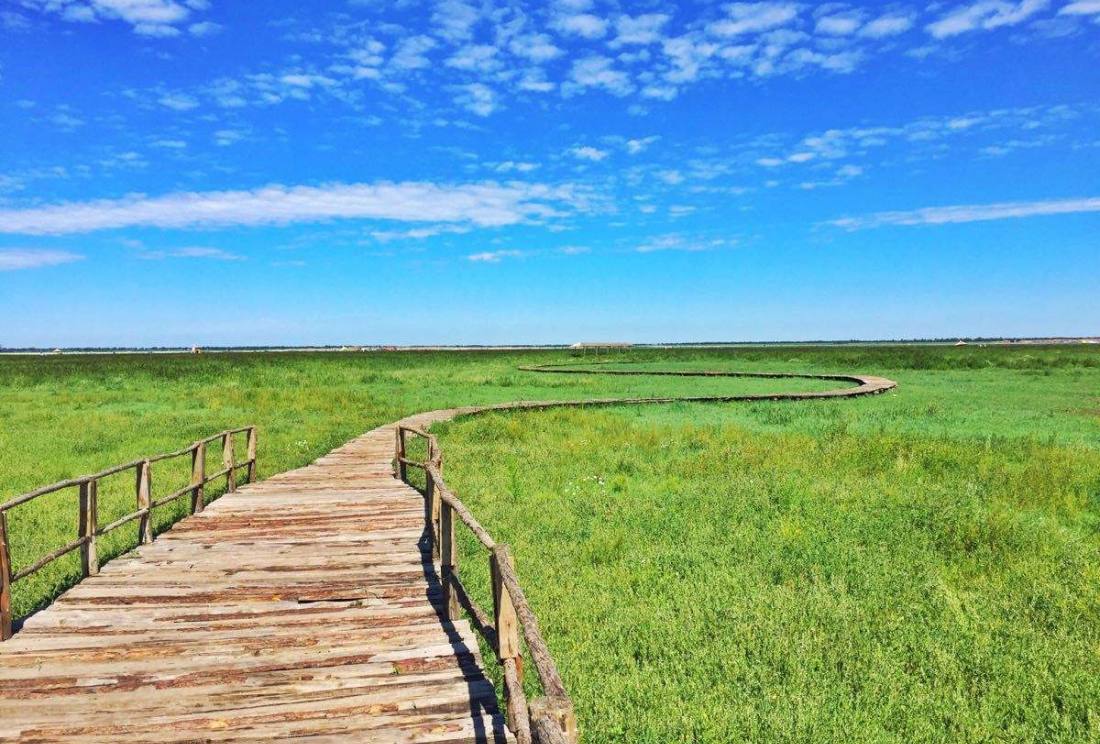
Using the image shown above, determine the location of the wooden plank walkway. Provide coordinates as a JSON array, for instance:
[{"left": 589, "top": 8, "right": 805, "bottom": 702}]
[
  {"left": 0, "top": 415, "right": 512, "bottom": 743},
  {"left": 0, "top": 370, "right": 898, "bottom": 742}
]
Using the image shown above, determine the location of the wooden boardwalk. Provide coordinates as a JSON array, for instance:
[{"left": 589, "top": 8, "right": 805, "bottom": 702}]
[
  {"left": 0, "top": 414, "right": 513, "bottom": 743},
  {"left": 0, "top": 368, "right": 898, "bottom": 743}
]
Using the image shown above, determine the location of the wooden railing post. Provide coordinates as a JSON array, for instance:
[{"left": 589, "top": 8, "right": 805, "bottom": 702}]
[
  {"left": 0, "top": 512, "right": 12, "bottom": 641},
  {"left": 492, "top": 545, "right": 524, "bottom": 734},
  {"left": 222, "top": 432, "right": 236, "bottom": 493},
  {"left": 425, "top": 467, "right": 440, "bottom": 561},
  {"left": 79, "top": 479, "right": 98, "bottom": 577},
  {"left": 136, "top": 460, "right": 152, "bottom": 544},
  {"left": 190, "top": 442, "right": 206, "bottom": 513},
  {"left": 395, "top": 427, "right": 407, "bottom": 481},
  {"left": 529, "top": 696, "right": 578, "bottom": 744},
  {"left": 491, "top": 546, "right": 521, "bottom": 663},
  {"left": 440, "top": 501, "right": 459, "bottom": 621},
  {"left": 432, "top": 451, "right": 442, "bottom": 550},
  {"left": 247, "top": 426, "right": 258, "bottom": 483}
]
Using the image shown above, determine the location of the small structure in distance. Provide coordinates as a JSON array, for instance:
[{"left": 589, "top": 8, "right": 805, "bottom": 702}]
[{"left": 569, "top": 342, "right": 633, "bottom": 357}]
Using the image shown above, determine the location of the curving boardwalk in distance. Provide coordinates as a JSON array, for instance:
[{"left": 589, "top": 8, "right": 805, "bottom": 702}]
[{"left": 0, "top": 369, "right": 895, "bottom": 743}]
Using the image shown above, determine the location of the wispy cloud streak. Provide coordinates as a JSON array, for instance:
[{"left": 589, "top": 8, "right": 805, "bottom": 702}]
[
  {"left": 0, "top": 249, "right": 84, "bottom": 271},
  {"left": 0, "top": 181, "right": 586, "bottom": 235},
  {"left": 830, "top": 196, "right": 1100, "bottom": 229}
]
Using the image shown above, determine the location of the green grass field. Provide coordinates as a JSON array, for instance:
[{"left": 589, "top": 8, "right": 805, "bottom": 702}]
[{"left": 2, "top": 345, "right": 1098, "bottom": 742}]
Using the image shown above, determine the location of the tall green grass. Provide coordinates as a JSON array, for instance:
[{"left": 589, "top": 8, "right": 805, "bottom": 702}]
[
  {"left": 429, "top": 348, "right": 1099, "bottom": 743},
  {"left": 1, "top": 345, "right": 1098, "bottom": 742},
  {"left": 0, "top": 349, "right": 835, "bottom": 619}
]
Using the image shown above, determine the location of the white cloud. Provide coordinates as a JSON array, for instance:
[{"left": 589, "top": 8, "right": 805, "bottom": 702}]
[
  {"left": 518, "top": 74, "right": 556, "bottom": 93},
  {"left": 432, "top": 0, "right": 481, "bottom": 42},
  {"left": 625, "top": 136, "right": 659, "bottom": 154},
  {"left": 188, "top": 20, "right": 221, "bottom": 36},
  {"left": 612, "top": 13, "right": 671, "bottom": 45},
  {"left": 446, "top": 44, "right": 501, "bottom": 72},
  {"left": 390, "top": 35, "right": 437, "bottom": 71},
  {"left": 467, "top": 249, "right": 523, "bottom": 262},
  {"left": 0, "top": 181, "right": 588, "bottom": 235},
  {"left": 641, "top": 84, "right": 679, "bottom": 101},
  {"left": 860, "top": 13, "right": 915, "bottom": 37},
  {"left": 133, "top": 21, "right": 179, "bottom": 36},
  {"left": 509, "top": 33, "right": 563, "bottom": 62},
  {"left": 830, "top": 195, "right": 1100, "bottom": 229},
  {"left": 570, "top": 145, "right": 609, "bottom": 161},
  {"left": 784, "top": 47, "right": 862, "bottom": 74},
  {"left": 947, "top": 115, "right": 983, "bottom": 129},
  {"left": 1060, "top": 0, "right": 1100, "bottom": 13},
  {"left": 495, "top": 161, "right": 540, "bottom": 173},
  {"left": 51, "top": 112, "right": 85, "bottom": 129},
  {"left": 635, "top": 234, "right": 725, "bottom": 253},
  {"left": 455, "top": 82, "right": 497, "bottom": 116},
  {"left": 559, "top": 245, "right": 590, "bottom": 255},
  {"left": 371, "top": 224, "right": 472, "bottom": 242},
  {"left": 660, "top": 35, "right": 720, "bottom": 86},
  {"left": 280, "top": 73, "right": 336, "bottom": 88},
  {"left": 22, "top": 0, "right": 204, "bottom": 35},
  {"left": 0, "top": 249, "right": 84, "bottom": 271},
  {"left": 743, "top": 103, "right": 1086, "bottom": 180},
  {"left": 816, "top": 14, "right": 862, "bottom": 36},
  {"left": 158, "top": 93, "right": 199, "bottom": 111},
  {"left": 140, "top": 246, "right": 244, "bottom": 261},
  {"left": 213, "top": 128, "right": 245, "bottom": 146},
  {"left": 1, "top": 10, "right": 32, "bottom": 30},
  {"left": 552, "top": 13, "right": 608, "bottom": 39},
  {"left": 707, "top": 2, "right": 800, "bottom": 37},
  {"left": 569, "top": 55, "right": 634, "bottom": 96},
  {"left": 927, "top": 0, "right": 1050, "bottom": 38}
]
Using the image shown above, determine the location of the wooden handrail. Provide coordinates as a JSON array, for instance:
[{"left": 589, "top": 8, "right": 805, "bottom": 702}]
[
  {"left": 396, "top": 427, "right": 576, "bottom": 744},
  {"left": 0, "top": 425, "right": 259, "bottom": 641}
]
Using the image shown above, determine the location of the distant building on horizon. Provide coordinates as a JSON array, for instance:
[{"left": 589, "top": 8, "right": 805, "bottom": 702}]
[{"left": 569, "top": 342, "right": 633, "bottom": 356}]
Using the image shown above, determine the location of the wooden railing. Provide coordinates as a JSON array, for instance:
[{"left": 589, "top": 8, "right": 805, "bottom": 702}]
[
  {"left": 395, "top": 424, "right": 577, "bottom": 744},
  {"left": 0, "top": 425, "right": 257, "bottom": 641}
]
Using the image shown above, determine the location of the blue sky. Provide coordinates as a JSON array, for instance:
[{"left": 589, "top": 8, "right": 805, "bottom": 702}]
[{"left": 0, "top": 0, "right": 1097, "bottom": 346}]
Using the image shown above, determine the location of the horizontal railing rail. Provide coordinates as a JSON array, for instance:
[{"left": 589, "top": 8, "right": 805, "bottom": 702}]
[
  {"left": 0, "top": 425, "right": 258, "bottom": 641},
  {"left": 395, "top": 424, "right": 577, "bottom": 744}
]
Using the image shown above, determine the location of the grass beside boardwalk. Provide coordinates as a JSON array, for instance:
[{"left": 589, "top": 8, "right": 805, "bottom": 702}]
[
  {"left": 0, "top": 349, "right": 835, "bottom": 619},
  {"left": 432, "top": 348, "right": 1100, "bottom": 743},
  {"left": 2, "top": 344, "right": 1099, "bottom": 742}
]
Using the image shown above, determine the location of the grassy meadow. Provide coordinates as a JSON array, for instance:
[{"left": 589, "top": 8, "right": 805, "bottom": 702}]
[{"left": 2, "top": 344, "right": 1098, "bottom": 742}]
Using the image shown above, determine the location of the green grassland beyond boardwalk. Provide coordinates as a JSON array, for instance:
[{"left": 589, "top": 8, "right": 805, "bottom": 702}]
[{"left": 2, "top": 345, "right": 1098, "bottom": 742}]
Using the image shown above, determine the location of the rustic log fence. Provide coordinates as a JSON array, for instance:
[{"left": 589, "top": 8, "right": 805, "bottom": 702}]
[
  {"left": 396, "top": 424, "right": 577, "bottom": 744},
  {"left": 0, "top": 425, "right": 257, "bottom": 641}
]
